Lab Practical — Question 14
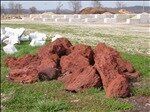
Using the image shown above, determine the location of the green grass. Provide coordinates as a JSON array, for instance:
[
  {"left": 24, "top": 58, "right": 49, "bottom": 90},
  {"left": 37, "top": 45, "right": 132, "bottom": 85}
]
[
  {"left": 2, "top": 22, "right": 148, "bottom": 56},
  {"left": 1, "top": 23, "right": 150, "bottom": 112},
  {"left": 121, "top": 53, "right": 150, "bottom": 96}
]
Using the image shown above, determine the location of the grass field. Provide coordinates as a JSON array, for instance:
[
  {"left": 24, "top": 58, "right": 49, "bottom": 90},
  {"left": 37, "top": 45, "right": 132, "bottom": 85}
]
[{"left": 1, "top": 23, "right": 150, "bottom": 112}]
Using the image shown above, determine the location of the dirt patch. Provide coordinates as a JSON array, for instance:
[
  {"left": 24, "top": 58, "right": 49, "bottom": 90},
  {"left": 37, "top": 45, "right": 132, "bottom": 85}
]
[
  {"left": 5, "top": 38, "right": 140, "bottom": 98},
  {"left": 79, "top": 7, "right": 118, "bottom": 14},
  {"left": 121, "top": 96, "right": 150, "bottom": 112}
]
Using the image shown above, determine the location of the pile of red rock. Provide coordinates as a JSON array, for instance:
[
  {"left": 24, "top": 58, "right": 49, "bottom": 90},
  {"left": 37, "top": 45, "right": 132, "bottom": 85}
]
[{"left": 5, "top": 38, "right": 140, "bottom": 98}]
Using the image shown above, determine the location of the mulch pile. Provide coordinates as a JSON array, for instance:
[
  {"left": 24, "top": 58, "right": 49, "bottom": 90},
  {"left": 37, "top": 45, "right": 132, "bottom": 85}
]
[
  {"left": 79, "top": 7, "right": 119, "bottom": 14},
  {"left": 5, "top": 38, "right": 140, "bottom": 98}
]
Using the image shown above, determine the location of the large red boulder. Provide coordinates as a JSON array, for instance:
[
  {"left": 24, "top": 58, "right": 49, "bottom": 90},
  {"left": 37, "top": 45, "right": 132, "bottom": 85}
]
[
  {"left": 94, "top": 43, "right": 138, "bottom": 98},
  {"left": 37, "top": 54, "right": 61, "bottom": 80},
  {"left": 8, "top": 67, "right": 38, "bottom": 84},
  {"left": 5, "top": 55, "right": 41, "bottom": 83},
  {"left": 37, "top": 43, "right": 53, "bottom": 59},
  {"left": 38, "top": 38, "right": 72, "bottom": 59},
  {"left": 38, "top": 54, "right": 59, "bottom": 71},
  {"left": 60, "top": 53, "right": 89, "bottom": 74},
  {"left": 70, "top": 44, "right": 94, "bottom": 64},
  {"left": 58, "top": 66, "right": 101, "bottom": 92},
  {"left": 50, "top": 38, "right": 72, "bottom": 57},
  {"left": 38, "top": 67, "right": 60, "bottom": 81}
]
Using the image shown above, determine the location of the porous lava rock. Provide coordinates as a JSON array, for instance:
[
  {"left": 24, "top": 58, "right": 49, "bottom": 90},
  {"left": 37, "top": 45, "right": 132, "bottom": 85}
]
[
  {"left": 6, "top": 53, "right": 60, "bottom": 84},
  {"left": 106, "top": 75, "right": 130, "bottom": 98},
  {"left": 5, "top": 38, "right": 140, "bottom": 98},
  {"left": 37, "top": 53, "right": 61, "bottom": 81},
  {"left": 94, "top": 43, "right": 139, "bottom": 98},
  {"left": 38, "top": 38, "right": 72, "bottom": 59},
  {"left": 5, "top": 54, "right": 41, "bottom": 69},
  {"left": 8, "top": 67, "right": 38, "bottom": 84},
  {"left": 5, "top": 38, "right": 72, "bottom": 83},
  {"left": 38, "top": 54, "right": 60, "bottom": 72},
  {"left": 38, "top": 67, "right": 60, "bottom": 81},
  {"left": 58, "top": 66, "right": 101, "bottom": 92},
  {"left": 70, "top": 44, "right": 94, "bottom": 64},
  {"left": 50, "top": 38, "right": 72, "bottom": 57},
  {"left": 37, "top": 43, "right": 53, "bottom": 59},
  {"left": 60, "top": 53, "right": 89, "bottom": 74},
  {"left": 124, "top": 71, "right": 140, "bottom": 81}
]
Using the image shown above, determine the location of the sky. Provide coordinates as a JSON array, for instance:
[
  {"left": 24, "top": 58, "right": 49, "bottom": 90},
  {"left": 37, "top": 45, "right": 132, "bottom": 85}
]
[{"left": 1, "top": 1, "right": 150, "bottom": 10}]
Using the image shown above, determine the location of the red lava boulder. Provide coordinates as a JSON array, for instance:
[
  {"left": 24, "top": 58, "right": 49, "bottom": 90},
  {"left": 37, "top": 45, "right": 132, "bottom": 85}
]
[
  {"left": 8, "top": 67, "right": 38, "bottom": 84},
  {"left": 50, "top": 38, "right": 72, "bottom": 57},
  {"left": 5, "top": 54, "right": 41, "bottom": 69},
  {"left": 38, "top": 67, "right": 60, "bottom": 81},
  {"left": 38, "top": 54, "right": 60, "bottom": 71},
  {"left": 124, "top": 71, "right": 140, "bottom": 81},
  {"left": 37, "top": 43, "right": 53, "bottom": 59},
  {"left": 106, "top": 75, "right": 130, "bottom": 98},
  {"left": 60, "top": 53, "right": 89, "bottom": 74},
  {"left": 94, "top": 43, "right": 139, "bottom": 98},
  {"left": 5, "top": 55, "right": 41, "bottom": 84},
  {"left": 37, "top": 54, "right": 61, "bottom": 81},
  {"left": 5, "top": 37, "right": 140, "bottom": 98},
  {"left": 59, "top": 66, "right": 101, "bottom": 92},
  {"left": 70, "top": 44, "right": 94, "bottom": 64},
  {"left": 38, "top": 38, "right": 72, "bottom": 59}
]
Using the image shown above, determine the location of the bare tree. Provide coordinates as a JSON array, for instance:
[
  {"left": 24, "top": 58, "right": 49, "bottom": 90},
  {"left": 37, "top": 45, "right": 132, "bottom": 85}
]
[
  {"left": 68, "top": 1, "right": 82, "bottom": 14},
  {"left": 8, "top": 2, "right": 23, "bottom": 14},
  {"left": 55, "top": 2, "right": 63, "bottom": 14},
  {"left": 8, "top": 2, "right": 16, "bottom": 14},
  {"left": 1, "top": 3, "right": 5, "bottom": 14},
  {"left": 15, "top": 3, "right": 23, "bottom": 14},
  {"left": 29, "top": 6, "right": 38, "bottom": 14},
  {"left": 92, "top": 0, "right": 102, "bottom": 8},
  {"left": 116, "top": 2, "right": 126, "bottom": 8}
]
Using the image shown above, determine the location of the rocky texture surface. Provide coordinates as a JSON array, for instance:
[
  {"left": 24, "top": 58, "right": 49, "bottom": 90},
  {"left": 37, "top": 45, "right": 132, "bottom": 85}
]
[
  {"left": 5, "top": 54, "right": 41, "bottom": 69},
  {"left": 59, "top": 66, "right": 101, "bottom": 92},
  {"left": 70, "top": 44, "right": 94, "bottom": 65},
  {"left": 60, "top": 53, "right": 89, "bottom": 74},
  {"left": 5, "top": 38, "right": 140, "bottom": 98},
  {"left": 8, "top": 67, "right": 38, "bottom": 84},
  {"left": 94, "top": 43, "right": 139, "bottom": 98}
]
